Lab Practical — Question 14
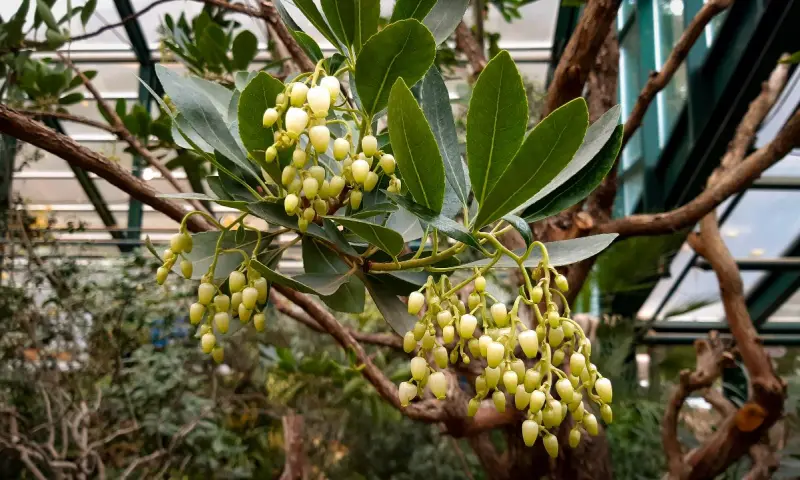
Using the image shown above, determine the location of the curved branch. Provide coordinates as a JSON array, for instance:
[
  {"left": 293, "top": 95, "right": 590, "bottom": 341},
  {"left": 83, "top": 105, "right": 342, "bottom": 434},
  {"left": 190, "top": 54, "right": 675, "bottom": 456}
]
[
  {"left": 455, "top": 22, "right": 487, "bottom": 77},
  {"left": 18, "top": 109, "right": 120, "bottom": 134}
]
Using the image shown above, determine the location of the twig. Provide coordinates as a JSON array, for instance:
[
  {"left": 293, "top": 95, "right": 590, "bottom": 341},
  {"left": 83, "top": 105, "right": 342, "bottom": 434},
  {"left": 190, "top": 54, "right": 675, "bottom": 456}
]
[
  {"left": 455, "top": 22, "right": 486, "bottom": 77},
  {"left": 120, "top": 450, "right": 165, "bottom": 479},
  {"left": 18, "top": 109, "right": 120, "bottom": 134},
  {"left": 278, "top": 412, "right": 306, "bottom": 480},
  {"left": 258, "top": 1, "right": 316, "bottom": 72}
]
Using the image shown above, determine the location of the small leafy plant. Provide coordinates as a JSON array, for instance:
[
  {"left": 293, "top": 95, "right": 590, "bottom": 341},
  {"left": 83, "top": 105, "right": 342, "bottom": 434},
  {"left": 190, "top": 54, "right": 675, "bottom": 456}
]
[{"left": 147, "top": 0, "right": 622, "bottom": 456}]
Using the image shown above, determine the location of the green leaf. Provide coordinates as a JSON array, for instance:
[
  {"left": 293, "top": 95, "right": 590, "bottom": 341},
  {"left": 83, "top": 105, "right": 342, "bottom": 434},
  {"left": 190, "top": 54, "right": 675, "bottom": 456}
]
[
  {"left": 155, "top": 66, "right": 256, "bottom": 178},
  {"left": 423, "top": 0, "right": 469, "bottom": 45},
  {"left": 391, "top": 0, "right": 436, "bottom": 22},
  {"left": 179, "top": 231, "right": 269, "bottom": 281},
  {"left": 467, "top": 50, "right": 528, "bottom": 207},
  {"left": 419, "top": 66, "right": 468, "bottom": 206},
  {"left": 518, "top": 105, "right": 621, "bottom": 214},
  {"left": 473, "top": 97, "right": 589, "bottom": 227},
  {"left": 237, "top": 71, "right": 285, "bottom": 158},
  {"left": 36, "top": 0, "right": 59, "bottom": 30},
  {"left": 354, "top": 0, "right": 380, "bottom": 53},
  {"left": 58, "top": 92, "right": 84, "bottom": 105},
  {"left": 189, "top": 76, "right": 232, "bottom": 118},
  {"left": 355, "top": 19, "right": 436, "bottom": 118},
  {"left": 350, "top": 202, "right": 398, "bottom": 219},
  {"left": 386, "top": 208, "right": 424, "bottom": 242},
  {"left": 780, "top": 51, "right": 800, "bottom": 64},
  {"left": 144, "top": 235, "right": 162, "bottom": 262},
  {"left": 302, "top": 238, "right": 365, "bottom": 313},
  {"left": 360, "top": 273, "right": 417, "bottom": 335},
  {"left": 502, "top": 214, "right": 532, "bottom": 246},
  {"left": 292, "top": 0, "right": 341, "bottom": 52},
  {"left": 44, "top": 28, "right": 68, "bottom": 48},
  {"left": 248, "top": 201, "right": 356, "bottom": 255},
  {"left": 456, "top": 234, "right": 618, "bottom": 269},
  {"left": 388, "top": 78, "right": 445, "bottom": 212},
  {"left": 7, "top": 0, "right": 31, "bottom": 45},
  {"left": 273, "top": 0, "right": 302, "bottom": 31},
  {"left": 327, "top": 216, "right": 404, "bottom": 256},
  {"left": 157, "top": 192, "right": 248, "bottom": 211},
  {"left": 321, "top": 0, "right": 357, "bottom": 49},
  {"left": 524, "top": 125, "right": 623, "bottom": 223},
  {"left": 291, "top": 30, "right": 324, "bottom": 63},
  {"left": 386, "top": 192, "right": 480, "bottom": 249},
  {"left": 80, "top": 0, "right": 96, "bottom": 26},
  {"left": 251, "top": 260, "right": 350, "bottom": 296},
  {"left": 172, "top": 113, "right": 212, "bottom": 152},
  {"left": 232, "top": 30, "right": 258, "bottom": 70},
  {"left": 234, "top": 71, "right": 257, "bottom": 91}
]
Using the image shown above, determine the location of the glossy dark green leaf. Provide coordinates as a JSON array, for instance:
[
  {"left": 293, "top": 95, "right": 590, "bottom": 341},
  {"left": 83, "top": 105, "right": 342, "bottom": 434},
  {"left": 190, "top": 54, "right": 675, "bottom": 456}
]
[
  {"left": 144, "top": 235, "right": 162, "bottom": 262},
  {"left": 456, "top": 234, "right": 618, "bottom": 269},
  {"left": 291, "top": 30, "right": 324, "bottom": 63},
  {"left": 172, "top": 113, "right": 212, "bottom": 153},
  {"left": 232, "top": 30, "right": 258, "bottom": 70},
  {"left": 391, "top": 0, "right": 436, "bottom": 22},
  {"left": 467, "top": 50, "right": 528, "bottom": 207},
  {"left": 36, "top": 0, "right": 58, "bottom": 30},
  {"left": 360, "top": 273, "right": 418, "bottom": 335},
  {"left": 234, "top": 71, "right": 258, "bottom": 91},
  {"left": 423, "top": 0, "right": 469, "bottom": 45},
  {"left": 302, "top": 238, "right": 365, "bottom": 313},
  {"left": 518, "top": 105, "right": 621, "bottom": 214},
  {"left": 273, "top": 0, "right": 301, "bottom": 31},
  {"left": 179, "top": 231, "right": 268, "bottom": 281},
  {"left": 354, "top": 0, "right": 380, "bottom": 53},
  {"left": 327, "top": 216, "right": 404, "bottom": 256},
  {"left": 503, "top": 214, "right": 532, "bottom": 246},
  {"left": 251, "top": 260, "right": 350, "bottom": 296},
  {"left": 386, "top": 208, "right": 424, "bottom": 242},
  {"left": 292, "top": 0, "right": 341, "bottom": 53},
  {"left": 237, "top": 72, "right": 285, "bottom": 158},
  {"left": 388, "top": 78, "right": 445, "bottom": 212},
  {"left": 248, "top": 202, "right": 356, "bottom": 256},
  {"left": 58, "top": 92, "right": 83, "bottom": 105},
  {"left": 155, "top": 66, "right": 256, "bottom": 178},
  {"left": 321, "top": 0, "right": 357, "bottom": 48},
  {"left": 386, "top": 192, "right": 479, "bottom": 249},
  {"left": 350, "top": 202, "right": 398, "bottom": 219},
  {"left": 473, "top": 97, "right": 589, "bottom": 227},
  {"left": 355, "top": 19, "right": 436, "bottom": 118},
  {"left": 80, "top": 0, "right": 96, "bottom": 26},
  {"left": 419, "top": 66, "right": 468, "bottom": 206},
  {"left": 524, "top": 125, "right": 623, "bottom": 223}
]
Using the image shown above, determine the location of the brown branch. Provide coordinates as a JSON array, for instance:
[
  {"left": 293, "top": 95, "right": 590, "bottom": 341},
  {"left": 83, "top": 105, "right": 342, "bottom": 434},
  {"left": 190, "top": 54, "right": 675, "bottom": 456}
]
[
  {"left": 278, "top": 412, "right": 306, "bottom": 480},
  {"left": 120, "top": 450, "right": 166, "bottom": 479},
  {"left": 544, "top": 0, "right": 621, "bottom": 115},
  {"left": 18, "top": 109, "right": 120, "bottom": 135},
  {"left": 0, "top": 104, "right": 211, "bottom": 233},
  {"left": 258, "top": 2, "right": 317, "bottom": 73},
  {"left": 270, "top": 289, "right": 403, "bottom": 349},
  {"left": 622, "top": 0, "right": 733, "bottom": 149},
  {"left": 57, "top": 53, "right": 211, "bottom": 215},
  {"left": 455, "top": 22, "right": 487, "bottom": 77}
]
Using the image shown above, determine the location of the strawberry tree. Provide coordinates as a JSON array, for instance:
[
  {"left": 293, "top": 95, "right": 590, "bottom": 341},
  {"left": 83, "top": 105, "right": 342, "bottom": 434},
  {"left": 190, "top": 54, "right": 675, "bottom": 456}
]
[{"left": 145, "top": 0, "right": 622, "bottom": 457}]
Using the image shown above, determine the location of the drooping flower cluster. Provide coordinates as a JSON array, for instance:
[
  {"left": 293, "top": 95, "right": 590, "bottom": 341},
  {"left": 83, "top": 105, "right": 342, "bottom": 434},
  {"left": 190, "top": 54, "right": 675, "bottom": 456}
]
[
  {"left": 261, "top": 67, "right": 400, "bottom": 232},
  {"left": 398, "top": 250, "right": 613, "bottom": 457}
]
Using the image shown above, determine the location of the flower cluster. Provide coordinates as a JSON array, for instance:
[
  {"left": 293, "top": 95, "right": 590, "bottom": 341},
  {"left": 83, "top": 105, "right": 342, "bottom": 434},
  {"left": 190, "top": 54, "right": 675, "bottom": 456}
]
[
  {"left": 261, "top": 67, "right": 400, "bottom": 232},
  {"left": 398, "top": 249, "right": 613, "bottom": 457}
]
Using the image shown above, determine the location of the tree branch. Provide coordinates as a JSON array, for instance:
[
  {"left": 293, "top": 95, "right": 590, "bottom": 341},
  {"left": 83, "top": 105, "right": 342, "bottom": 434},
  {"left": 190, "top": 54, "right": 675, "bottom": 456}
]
[
  {"left": 278, "top": 412, "right": 306, "bottom": 480},
  {"left": 0, "top": 104, "right": 211, "bottom": 232},
  {"left": 18, "top": 109, "right": 120, "bottom": 135},
  {"left": 258, "top": 1, "right": 317, "bottom": 73},
  {"left": 455, "top": 21, "right": 487, "bottom": 77},
  {"left": 622, "top": 0, "right": 734, "bottom": 149}
]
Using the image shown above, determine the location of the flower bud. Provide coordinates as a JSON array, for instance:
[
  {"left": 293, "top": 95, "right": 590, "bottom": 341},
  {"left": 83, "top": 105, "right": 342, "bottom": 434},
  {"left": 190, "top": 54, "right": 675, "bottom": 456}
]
[
  {"left": 288, "top": 177, "right": 302, "bottom": 194},
  {"left": 309, "top": 125, "right": 330, "bottom": 152},
  {"left": 556, "top": 274, "right": 569, "bottom": 292},
  {"left": 503, "top": 370, "right": 518, "bottom": 392},
  {"left": 333, "top": 138, "right": 350, "bottom": 160},
  {"left": 303, "top": 177, "right": 320, "bottom": 199},
  {"left": 290, "top": 82, "right": 308, "bottom": 106},
  {"left": 254, "top": 277, "right": 268, "bottom": 304},
  {"left": 484, "top": 366, "right": 501, "bottom": 389},
  {"left": 429, "top": 371, "right": 447, "bottom": 399},
  {"left": 531, "top": 285, "right": 543, "bottom": 303},
  {"left": 486, "top": 341, "right": 505, "bottom": 368},
  {"left": 478, "top": 335, "right": 492, "bottom": 357},
  {"left": 238, "top": 303, "right": 252, "bottom": 322},
  {"left": 584, "top": 413, "right": 599, "bottom": 436},
  {"left": 556, "top": 378, "right": 574, "bottom": 403},
  {"left": 214, "top": 294, "right": 230, "bottom": 312},
  {"left": 436, "top": 311, "right": 452, "bottom": 328},
  {"left": 432, "top": 346, "right": 448, "bottom": 369},
  {"left": 275, "top": 92, "right": 286, "bottom": 107},
  {"left": 163, "top": 249, "right": 175, "bottom": 262},
  {"left": 474, "top": 276, "right": 486, "bottom": 292},
  {"left": 329, "top": 175, "right": 346, "bottom": 196},
  {"left": 492, "top": 391, "right": 506, "bottom": 413},
  {"left": 410, "top": 356, "right": 428, "bottom": 381},
  {"left": 298, "top": 218, "right": 309, "bottom": 233},
  {"left": 543, "top": 401, "right": 562, "bottom": 428},
  {"left": 351, "top": 159, "right": 370, "bottom": 184},
  {"left": 601, "top": 404, "right": 613, "bottom": 424},
  {"left": 189, "top": 303, "right": 205, "bottom": 325},
  {"left": 198, "top": 283, "right": 215, "bottom": 305},
  {"left": 262, "top": 108, "right": 279, "bottom": 127},
  {"left": 292, "top": 148, "right": 307, "bottom": 168},
  {"left": 319, "top": 180, "right": 331, "bottom": 200},
  {"left": 363, "top": 171, "right": 379, "bottom": 192},
  {"left": 421, "top": 331, "right": 435, "bottom": 350},
  {"left": 284, "top": 194, "right": 299, "bottom": 214},
  {"left": 413, "top": 322, "right": 426, "bottom": 340},
  {"left": 407, "top": 291, "right": 425, "bottom": 315},
  {"left": 362, "top": 135, "right": 378, "bottom": 157},
  {"left": 307, "top": 85, "right": 331, "bottom": 116},
  {"left": 562, "top": 320, "right": 575, "bottom": 338},
  {"left": 399, "top": 381, "right": 417, "bottom": 407},
  {"left": 403, "top": 331, "right": 416, "bottom": 353},
  {"left": 459, "top": 314, "right": 477, "bottom": 339},
  {"left": 320, "top": 75, "right": 340, "bottom": 102},
  {"left": 569, "top": 352, "right": 586, "bottom": 376},
  {"left": 510, "top": 359, "right": 526, "bottom": 380},
  {"left": 201, "top": 333, "right": 216, "bottom": 354},
  {"left": 518, "top": 330, "right": 539, "bottom": 358},
  {"left": 522, "top": 420, "right": 539, "bottom": 447},
  {"left": 524, "top": 369, "right": 542, "bottom": 392},
  {"left": 282, "top": 165, "right": 296, "bottom": 186},
  {"left": 253, "top": 313, "right": 266, "bottom": 332},
  {"left": 552, "top": 349, "right": 565, "bottom": 366},
  {"left": 242, "top": 287, "right": 258, "bottom": 310},
  {"left": 214, "top": 311, "right": 230, "bottom": 334},
  {"left": 566, "top": 428, "right": 581, "bottom": 449},
  {"left": 467, "top": 338, "right": 481, "bottom": 357},
  {"left": 156, "top": 267, "right": 168, "bottom": 285},
  {"left": 548, "top": 310, "right": 560, "bottom": 328},
  {"left": 387, "top": 179, "right": 400, "bottom": 193},
  {"left": 285, "top": 107, "right": 309, "bottom": 135},
  {"left": 515, "top": 385, "right": 531, "bottom": 410},
  {"left": 595, "top": 378, "right": 613, "bottom": 403},
  {"left": 467, "top": 292, "right": 481, "bottom": 310},
  {"left": 529, "top": 390, "right": 546, "bottom": 413},
  {"left": 232, "top": 291, "right": 243, "bottom": 311},
  {"left": 350, "top": 190, "right": 363, "bottom": 210},
  {"left": 211, "top": 346, "right": 224, "bottom": 364},
  {"left": 442, "top": 325, "right": 455, "bottom": 344},
  {"left": 544, "top": 434, "right": 559, "bottom": 458},
  {"left": 490, "top": 303, "right": 508, "bottom": 327},
  {"left": 549, "top": 327, "right": 564, "bottom": 347},
  {"left": 467, "top": 398, "right": 480, "bottom": 417},
  {"left": 379, "top": 154, "right": 395, "bottom": 174}
]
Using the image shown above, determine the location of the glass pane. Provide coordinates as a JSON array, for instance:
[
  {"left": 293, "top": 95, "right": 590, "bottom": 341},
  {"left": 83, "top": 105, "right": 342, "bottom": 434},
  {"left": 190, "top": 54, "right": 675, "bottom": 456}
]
[
  {"left": 623, "top": 166, "right": 644, "bottom": 215},
  {"left": 654, "top": 0, "right": 688, "bottom": 143},
  {"left": 768, "top": 290, "right": 800, "bottom": 323},
  {"left": 619, "top": 19, "right": 642, "bottom": 167},
  {"left": 617, "top": 0, "right": 636, "bottom": 30},
  {"left": 721, "top": 190, "right": 800, "bottom": 259}
]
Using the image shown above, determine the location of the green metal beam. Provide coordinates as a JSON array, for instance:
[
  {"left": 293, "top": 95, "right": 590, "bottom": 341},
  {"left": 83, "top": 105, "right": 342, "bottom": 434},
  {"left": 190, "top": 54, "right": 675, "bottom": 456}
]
[
  {"left": 750, "top": 176, "right": 800, "bottom": 190},
  {"left": 0, "top": 135, "right": 17, "bottom": 280},
  {"left": 545, "top": 5, "right": 581, "bottom": 87},
  {"left": 746, "top": 235, "right": 800, "bottom": 326},
  {"left": 695, "top": 258, "right": 800, "bottom": 272},
  {"left": 650, "top": 321, "right": 800, "bottom": 334},
  {"left": 642, "top": 333, "right": 800, "bottom": 346}
]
